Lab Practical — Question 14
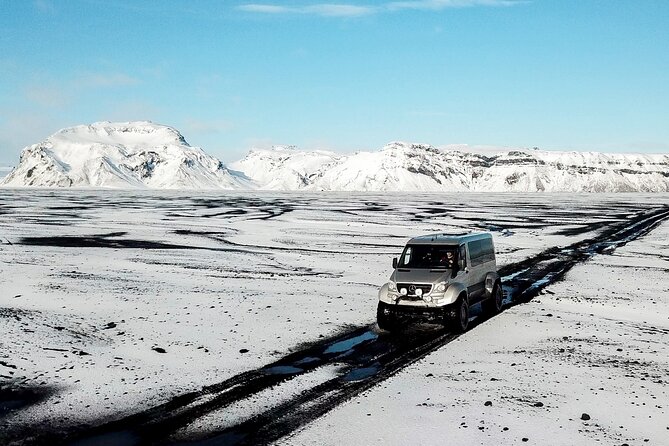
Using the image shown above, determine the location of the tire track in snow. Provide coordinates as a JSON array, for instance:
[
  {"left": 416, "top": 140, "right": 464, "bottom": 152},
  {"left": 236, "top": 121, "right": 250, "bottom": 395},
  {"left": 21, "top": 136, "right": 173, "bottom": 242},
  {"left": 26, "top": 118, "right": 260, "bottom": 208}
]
[{"left": 9, "top": 206, "right": 669, "bottom": 446}]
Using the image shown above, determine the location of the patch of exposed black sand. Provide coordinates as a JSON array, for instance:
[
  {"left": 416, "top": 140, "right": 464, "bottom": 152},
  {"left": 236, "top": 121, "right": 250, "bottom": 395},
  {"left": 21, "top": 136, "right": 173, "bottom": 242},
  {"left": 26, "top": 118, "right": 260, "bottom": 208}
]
[
  {"left": 554, "top": 214, "right": 639, "bottom": 237},
  {"left": 341, "top": 241, "right": 405, "bottom": 249},
  {"left": 0, "top": 385, "right": 55, "bottom": 419},
  {"left": 200, "top": 209, "right": 248, "bottom": 218},
  {"left": 45, "top": 206, "right": 92, "bottom": 211},
  {"left": 15, "top": 217, "right": 77, "bottom": 227},
  {"left": 164, "top": 207, "right": 292, "bottom": 221},
  {"left": 252, "top": 208, "right": 294, "bottom": 220},
  {"left": 554, "top": 221, "right": 610, "bottom": 236},
  {"left": 186, "top": 198, "right": 296, "bottom": 220},
  {"left": 18, "top": 235, "right": 250, "bottom": 253},
  {"left": 172, "top": 229, "right": 237, "bottom": 237},
  {"left": 191, "top": 197, "right": 282, "bottom": 209},
  {"left": 0, "top": 307, "right": 35, "bottom": 321},
  {"left": 96, "top": 231, "right": 128, "bottom": 238},
  {"left": 20, "top": 236, "right": 191, "bottom": 250}
]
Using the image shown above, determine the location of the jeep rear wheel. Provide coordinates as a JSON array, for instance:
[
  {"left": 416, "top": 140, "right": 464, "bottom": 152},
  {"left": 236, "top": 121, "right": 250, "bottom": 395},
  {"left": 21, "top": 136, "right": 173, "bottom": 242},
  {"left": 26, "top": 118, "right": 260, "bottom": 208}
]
[{"left": 483, "top": 282, "right": 503, "bottom": 315}]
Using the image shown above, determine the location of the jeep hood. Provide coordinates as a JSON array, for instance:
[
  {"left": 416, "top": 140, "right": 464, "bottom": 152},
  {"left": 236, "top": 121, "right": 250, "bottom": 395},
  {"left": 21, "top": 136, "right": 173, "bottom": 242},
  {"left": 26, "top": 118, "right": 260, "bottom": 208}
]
[{"left": 391, "top": 269, "right": 452, "bottom": 284}]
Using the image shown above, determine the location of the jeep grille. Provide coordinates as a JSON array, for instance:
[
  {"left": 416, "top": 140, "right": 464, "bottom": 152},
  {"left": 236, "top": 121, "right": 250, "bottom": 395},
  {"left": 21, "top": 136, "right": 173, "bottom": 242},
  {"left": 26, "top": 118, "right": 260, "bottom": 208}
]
[{"left": 396, "top": 283, "right": 433, "bottom": 296}]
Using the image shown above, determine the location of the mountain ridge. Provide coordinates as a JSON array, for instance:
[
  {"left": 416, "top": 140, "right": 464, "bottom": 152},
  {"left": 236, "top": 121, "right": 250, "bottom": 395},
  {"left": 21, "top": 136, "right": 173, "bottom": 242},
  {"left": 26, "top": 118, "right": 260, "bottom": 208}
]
[
  {"left": 231, "top": 142, "right": 669, "bottom": 192},
  {"left": 2, "top": 122, "right": 668, "bottom": 191}
]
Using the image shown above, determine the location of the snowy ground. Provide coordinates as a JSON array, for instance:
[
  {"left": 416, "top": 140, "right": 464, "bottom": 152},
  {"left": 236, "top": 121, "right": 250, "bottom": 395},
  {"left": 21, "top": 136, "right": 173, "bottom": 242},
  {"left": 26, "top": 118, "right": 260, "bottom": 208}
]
[
  {"left": 0, "top": 190, "right": 668, "bottom": 444},
  {"left": 286, "top": 219, "right": 669, "bottom": 446}
]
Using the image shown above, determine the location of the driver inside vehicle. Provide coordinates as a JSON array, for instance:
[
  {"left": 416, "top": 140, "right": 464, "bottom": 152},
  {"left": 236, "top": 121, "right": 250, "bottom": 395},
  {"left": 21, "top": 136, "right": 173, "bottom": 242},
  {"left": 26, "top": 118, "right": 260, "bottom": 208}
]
[{"left": 438, "top": 250, "right": 455, "bottom": 268}]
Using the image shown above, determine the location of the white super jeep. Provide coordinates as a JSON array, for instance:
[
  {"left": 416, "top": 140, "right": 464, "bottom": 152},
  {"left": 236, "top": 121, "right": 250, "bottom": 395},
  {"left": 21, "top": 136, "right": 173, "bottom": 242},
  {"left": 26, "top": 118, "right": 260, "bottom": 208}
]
[{"left": 377, "top": 232, "right": 502, "bottom": 332}]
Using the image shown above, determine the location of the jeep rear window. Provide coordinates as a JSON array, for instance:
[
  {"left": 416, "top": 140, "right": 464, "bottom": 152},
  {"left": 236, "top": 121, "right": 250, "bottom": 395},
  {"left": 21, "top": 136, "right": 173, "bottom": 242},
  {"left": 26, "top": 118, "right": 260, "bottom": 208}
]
[{"left": 399, "top": 245, "right": 457, "bottom": 269}]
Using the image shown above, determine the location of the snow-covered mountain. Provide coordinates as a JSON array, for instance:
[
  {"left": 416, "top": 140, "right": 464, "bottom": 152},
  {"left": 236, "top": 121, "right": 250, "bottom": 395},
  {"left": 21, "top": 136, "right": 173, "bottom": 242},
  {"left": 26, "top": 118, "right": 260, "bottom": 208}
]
[
  {"left": 3, "top": 124, "right": 667, "bottom": 191},
  {"left": 231, "top": 142, "right": 669, "bottom": 192},
  {"left": 1, "top": 121, "right": 252, "bottom": 189}
]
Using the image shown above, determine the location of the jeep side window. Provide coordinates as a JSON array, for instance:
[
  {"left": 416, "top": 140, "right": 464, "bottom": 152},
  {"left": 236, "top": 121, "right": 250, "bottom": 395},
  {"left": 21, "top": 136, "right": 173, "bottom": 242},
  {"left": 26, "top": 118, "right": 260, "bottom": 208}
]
[
  {"left": 468, "top": 240, "right": 480, "bottom": 266},
  {"left": 458, "top": 244, "right": 467, "bottom": 269},
  {"left": 480, "top": 237, "right": 494, "bottom": 263},
  {"left": 470, "top": 239, "right": 496, "bottom": 266},
  {"left": 401, "top": 247, "right": 412, "bottom": 266}
]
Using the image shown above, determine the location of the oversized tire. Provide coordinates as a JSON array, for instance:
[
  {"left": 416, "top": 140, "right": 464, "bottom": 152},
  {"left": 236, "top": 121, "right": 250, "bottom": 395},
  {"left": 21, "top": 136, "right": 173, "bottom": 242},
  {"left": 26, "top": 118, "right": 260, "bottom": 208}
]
[
  {"left": 451, "top": 296, "right": 469, "bottom": 333},
  {"left": 483, "top": 282, "right": 503, "bottom": 315},
  {"left": 377, "top": 302, "right": 399, "bottom": 332}
]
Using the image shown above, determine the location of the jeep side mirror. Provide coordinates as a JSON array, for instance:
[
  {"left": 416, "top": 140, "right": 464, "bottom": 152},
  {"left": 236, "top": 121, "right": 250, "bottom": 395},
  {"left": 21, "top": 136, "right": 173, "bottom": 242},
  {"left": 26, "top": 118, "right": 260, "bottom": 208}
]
[
  {"left": 392, "top": 257, "right": 398, "bottom": 269},
  {"left": 458, "top": 258, "right": 465, "bottom": 271}
]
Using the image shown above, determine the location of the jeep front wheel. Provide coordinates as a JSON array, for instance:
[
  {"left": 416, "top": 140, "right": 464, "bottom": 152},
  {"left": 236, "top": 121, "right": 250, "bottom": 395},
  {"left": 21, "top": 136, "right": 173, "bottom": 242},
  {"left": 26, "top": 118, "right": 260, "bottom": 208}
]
[
  {"left": 452, "top": 296, "right": 469, "bottom": 333},
  {"left": 377, "top": 302, "right": 399, "bottom": 332}
]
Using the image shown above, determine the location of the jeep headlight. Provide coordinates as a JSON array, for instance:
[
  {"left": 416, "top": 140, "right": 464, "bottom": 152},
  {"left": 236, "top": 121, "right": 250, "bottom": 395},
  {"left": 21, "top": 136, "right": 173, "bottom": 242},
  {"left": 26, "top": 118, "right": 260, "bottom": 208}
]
[
  {"left": 388, "top": 281, "right": 397, "bottom": 292},
  {"left": 435, "top": 282, "right": 447, "bottom": 292}
]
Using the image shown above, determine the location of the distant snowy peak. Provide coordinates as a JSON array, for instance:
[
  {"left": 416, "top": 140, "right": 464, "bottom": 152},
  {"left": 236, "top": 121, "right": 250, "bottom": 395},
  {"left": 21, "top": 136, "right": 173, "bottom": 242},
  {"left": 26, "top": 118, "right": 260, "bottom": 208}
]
[
  {"left": 1, "top": 121, "right": 252, "bottom": 189},
  {"left": 232, "top": 142, "right": 669, "bottom": 192},
  {"left": 231, "top": 145, "right": 341, "bottom": 190},
  {"left": 52, "top": 121, "right": 190, "bottom": 147}
]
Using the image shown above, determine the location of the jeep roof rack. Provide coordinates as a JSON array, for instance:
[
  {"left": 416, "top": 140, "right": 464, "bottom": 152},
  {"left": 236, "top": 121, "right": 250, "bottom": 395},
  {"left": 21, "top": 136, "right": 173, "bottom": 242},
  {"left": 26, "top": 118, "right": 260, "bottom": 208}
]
[{"left": 408, "top": 232, "right": 491, "bottom": 245}]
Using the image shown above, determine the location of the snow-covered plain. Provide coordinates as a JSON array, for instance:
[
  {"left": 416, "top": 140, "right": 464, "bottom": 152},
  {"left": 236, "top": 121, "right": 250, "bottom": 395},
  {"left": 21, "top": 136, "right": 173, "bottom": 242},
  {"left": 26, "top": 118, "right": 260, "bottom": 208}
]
[
  {"left": 0, "top": 190, "right": 668, "bottom": 444},
  {"left": 286, "top": 218, "right": 669, "bottom": 446}
]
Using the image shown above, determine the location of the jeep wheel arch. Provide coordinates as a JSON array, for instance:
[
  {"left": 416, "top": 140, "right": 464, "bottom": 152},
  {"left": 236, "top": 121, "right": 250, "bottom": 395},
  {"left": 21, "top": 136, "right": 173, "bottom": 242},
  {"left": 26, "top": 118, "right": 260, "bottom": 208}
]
[
  {"left": 484, "top": 271, "right": 500, "bottom": 296},
  {"left": 443, "top": 282, "right": 468, "bottom": 306}
]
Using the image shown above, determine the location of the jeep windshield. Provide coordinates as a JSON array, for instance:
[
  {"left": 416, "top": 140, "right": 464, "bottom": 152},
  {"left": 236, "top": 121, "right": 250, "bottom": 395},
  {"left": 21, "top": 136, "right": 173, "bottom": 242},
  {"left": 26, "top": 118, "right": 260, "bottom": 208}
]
[{"left": 398, "top": 245, "right": 457, "bottom": 269}]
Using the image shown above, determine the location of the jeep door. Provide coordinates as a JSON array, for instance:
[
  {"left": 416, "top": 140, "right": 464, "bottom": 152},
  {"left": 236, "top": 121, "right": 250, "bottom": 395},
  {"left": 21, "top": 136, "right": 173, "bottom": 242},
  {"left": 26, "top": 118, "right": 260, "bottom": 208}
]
[
  {"left": 466, "top": 240, "right": 487, "bottom": 303},
  {"left": 455, "top": 244, "right": 475, "bottom": 302}
]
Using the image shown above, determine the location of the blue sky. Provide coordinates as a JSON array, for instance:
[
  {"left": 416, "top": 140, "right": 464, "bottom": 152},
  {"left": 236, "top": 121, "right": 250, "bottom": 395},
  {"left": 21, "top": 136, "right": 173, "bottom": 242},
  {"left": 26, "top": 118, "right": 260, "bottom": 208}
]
[{"left": 1, "top": 0, "right": 668, "bottom": 164}]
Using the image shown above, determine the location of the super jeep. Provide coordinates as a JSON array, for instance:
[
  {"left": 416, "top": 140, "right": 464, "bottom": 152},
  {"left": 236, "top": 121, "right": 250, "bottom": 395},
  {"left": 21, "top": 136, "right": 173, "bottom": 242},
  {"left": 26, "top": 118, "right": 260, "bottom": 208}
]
[{"left": 377, "top": 232, "right": 502, "bottom": 332}]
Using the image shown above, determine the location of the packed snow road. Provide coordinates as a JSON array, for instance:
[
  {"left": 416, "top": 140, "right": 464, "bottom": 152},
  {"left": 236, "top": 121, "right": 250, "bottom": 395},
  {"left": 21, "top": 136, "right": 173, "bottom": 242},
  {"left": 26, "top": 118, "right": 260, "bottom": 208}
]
[{"left": 0, "top": 191, "right": 668, "bottom": 445}]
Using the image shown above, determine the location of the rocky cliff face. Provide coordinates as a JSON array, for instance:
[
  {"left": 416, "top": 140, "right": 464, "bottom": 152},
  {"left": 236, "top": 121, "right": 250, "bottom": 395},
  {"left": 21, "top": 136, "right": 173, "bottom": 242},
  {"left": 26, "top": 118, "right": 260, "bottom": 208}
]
[
  {"left": 1, "top": 121, "right": 252, "bottom": 189},
  {"left": 231, "top": 142, "right": 669, "bottom": 192}
]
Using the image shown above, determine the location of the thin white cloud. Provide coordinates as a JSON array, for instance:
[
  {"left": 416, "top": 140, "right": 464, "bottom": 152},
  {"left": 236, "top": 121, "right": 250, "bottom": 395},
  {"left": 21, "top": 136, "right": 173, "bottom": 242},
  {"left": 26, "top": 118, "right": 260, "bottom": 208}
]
[
  {"left": 237, "top": 0, "right": 524, "bottom": 17},
  {"left": 303, "top": 4, "right": 376, "bottom": 17},
  {"left": 387, "top": 0, "right": 524, "bottom": 11},
  {"left": 239, "top": 3, "right": 376, "bottom": 17},
  {"left": 238, "top": 4, "right": 292, "bottom": 14}
]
